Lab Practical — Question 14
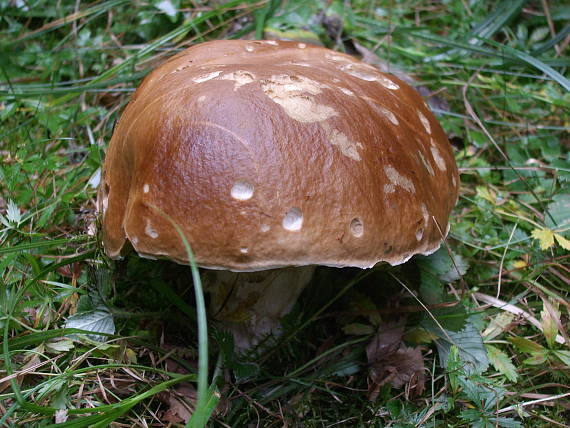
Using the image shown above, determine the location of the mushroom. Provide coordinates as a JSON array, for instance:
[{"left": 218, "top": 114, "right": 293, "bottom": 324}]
[{"left": 98, "top": 40, "right": 459, "bottom": 349}]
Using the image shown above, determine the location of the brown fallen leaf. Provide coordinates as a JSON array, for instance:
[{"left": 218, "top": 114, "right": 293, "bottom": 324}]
[
  {"left": 366, "top": 322, "right": 426, "bottom": 401},
  {"left": 159, "top": 384, "right": 196, "bottom": 424}
]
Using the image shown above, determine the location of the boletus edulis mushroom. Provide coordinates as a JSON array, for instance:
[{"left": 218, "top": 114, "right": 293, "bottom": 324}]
[{"left": 98, "top": 40, "right": 459, "bottom": 349}]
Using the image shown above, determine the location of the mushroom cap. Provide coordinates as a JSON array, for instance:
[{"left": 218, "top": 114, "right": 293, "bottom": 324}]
[{"left": 98, "top": 40, "right": 459, "bottom": 271}]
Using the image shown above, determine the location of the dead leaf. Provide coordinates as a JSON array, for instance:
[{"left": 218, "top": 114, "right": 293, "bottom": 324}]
[
  {"left": 366, "top": 323, "right": 404, "bottom": 358},
  {"left": 159, "top": 384, "right": 196, "bottom": 424},
  {"left": 366, "top": 323, "right": 426, "bottom": 401}
]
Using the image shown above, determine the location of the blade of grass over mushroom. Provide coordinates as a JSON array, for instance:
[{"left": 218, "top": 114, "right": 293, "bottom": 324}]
[
  {"left": 1, "top": 72, "right": 146, "bottom": 97},
  {"left": 147, "top": 205, "right": 213, "bottom": 428}
]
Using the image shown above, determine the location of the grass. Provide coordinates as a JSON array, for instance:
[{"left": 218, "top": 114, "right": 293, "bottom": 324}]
[{"left": 1, "top": 0, "right": 569, "bottom": 426}]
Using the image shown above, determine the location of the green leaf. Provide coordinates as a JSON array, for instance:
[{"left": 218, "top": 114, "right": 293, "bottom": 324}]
[
  {"left": 509, "top": 337, "right": 546, "bottom": 354},
  {"left": 432, "top": 319, "right": 489, "bottom": 374},
  {"left": 64, "top": 305, "right": 115, "bottom": 341},
  {"left": 482, "top": 38, "right": 570, "bottom": 92},
  {"left": 554, "top": 350, "right": 570, "bottom": 368},
  {"left": 417, "top": 248, "right": 469, "bottom": 282},
  {"left": 529, "top": 26, "right": 550, "bottom": 44},
  {"left": 419, "top": 257, "right": 468, "bottom": 332},
  {"left": 458, "top": 376, "right": 507, "bottom": 411},
  {"left": 545, "top": 194, "right": 570, "bottom": 231},
  {"left": 523, "top": 353, "right": 547, "bottom": 365},
  {"left": 482, "top": 312, "right": 515, "bottom": 340},
  {"left": 486, "top": 345, "right": 518, "bottom": 382},
  {"left": 419, "top": 270, "right": 443, "bottom": 304}
]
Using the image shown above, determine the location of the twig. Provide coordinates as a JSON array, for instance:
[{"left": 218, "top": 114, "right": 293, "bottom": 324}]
[{"left": 497, "top": 392, "right": 570, "bottom": 414}]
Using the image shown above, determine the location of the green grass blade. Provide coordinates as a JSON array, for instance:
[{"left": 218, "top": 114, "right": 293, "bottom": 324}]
[
  {"left": 254, "top": 0, "right": 282, "bottom": 39},
  {"left": 6, "top": 0, "right": 129, "bottom": 45},
  {"left": 147, "top": 206, "right": 211, "bottom": 427},
  {"left": 481, "top": 37, "right": 570, "bottom": 91},
  {"left": 49, "top": 0, "right": 246, "bottom": 107},
  {"left": 468, "top": 0, "right": 524, "bottom": 44},
  {"left": 0, "top": 236, "right": 89, "bottom": 255}
]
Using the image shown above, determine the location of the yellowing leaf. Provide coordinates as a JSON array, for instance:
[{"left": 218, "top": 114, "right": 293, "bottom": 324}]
[
  {"left": 486, "top": 345, "right": 518, "bottom": 382},
  {"left": 531, "top": 228, "right": 555, "bottom": 250},
  {"left": 482, "top": 312, "right": 514, "bottom": 340},
  {"left": 541, "top": 299, "right": 561, "bottom": 348},
  {"left": 554, "top": 233, "right": 570, "bottom": 250},
  {"left": 512, "top": 260, "right": 527, "bottom": 269},
  {"left": 524, "top": 353, "right": 547, "bottom": 365},
  {"left": 509, "top": 337, "right": 545, "bottom": 354},
  {"left": 476, "top": 186, "right": 496, "bottom": 204},
  {"left": 532, "top": 228, "right": 570, "bottom": 251}
]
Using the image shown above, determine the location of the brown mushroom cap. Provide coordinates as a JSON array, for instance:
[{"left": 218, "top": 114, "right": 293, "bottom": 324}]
[{"left": 98, "top": 40, "right": 459, "bottom": 271}]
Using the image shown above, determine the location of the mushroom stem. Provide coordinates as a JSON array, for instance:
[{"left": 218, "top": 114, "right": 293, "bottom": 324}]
[{"left": 203, "top": 266, "right": 315, "bottom": 350}]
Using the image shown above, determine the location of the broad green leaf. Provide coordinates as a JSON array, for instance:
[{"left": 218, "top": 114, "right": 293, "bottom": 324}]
[
  {"left": 486, "top": 345, "right": 518, "bottom": 382},
  {"left": 417, "top": 247, "right": 469, "bottom": 282},
  {"left": 458, "top": 376, "right": 507, "bottom": 411},
  {"left": 419, "top": 260, "right": 467, "bottom": 332},
  {"left": 529, "top": 26, "right": 550, "bottom": 44},
  {"left": 545, "top": 194, "right": 570, "bottom": 230},
  {"left": 432, "top": 319, "right": 489, "bottom": 374},
  {"left": 64, "top": 305, "right": 115, "bottom": 341},
  {"left": 419, "top": 270, "right": 443, "bottom": 304}
]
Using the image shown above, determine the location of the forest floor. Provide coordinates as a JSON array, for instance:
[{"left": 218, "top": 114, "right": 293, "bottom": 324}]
[{"left": 1, "top": 1, "right": 569, "bottom": 426}]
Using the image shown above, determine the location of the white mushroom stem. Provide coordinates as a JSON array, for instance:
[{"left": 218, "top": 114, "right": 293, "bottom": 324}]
[{"left": 203, "top": 266, "right": 315, "bottom": 350}]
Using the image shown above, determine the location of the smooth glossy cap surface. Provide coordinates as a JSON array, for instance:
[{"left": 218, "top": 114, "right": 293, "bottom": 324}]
[{"left": 98, "top": 40, "right": 459, "bottom": 270}]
